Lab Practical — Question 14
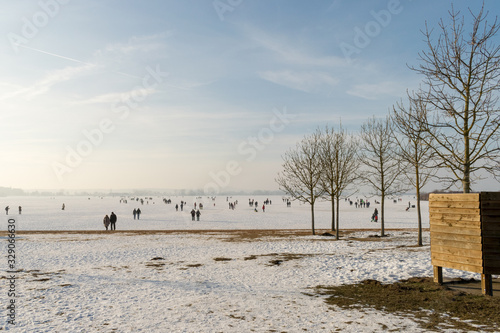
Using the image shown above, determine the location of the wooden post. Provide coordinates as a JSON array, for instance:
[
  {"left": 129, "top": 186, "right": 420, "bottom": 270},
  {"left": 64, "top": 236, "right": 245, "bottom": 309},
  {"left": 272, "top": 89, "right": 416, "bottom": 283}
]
[
  {"left": 481, "top": 274, "right": 493, "bottom": 296},
  {"left": 433, "top": 266, "right": 443, "bottom": 284}
]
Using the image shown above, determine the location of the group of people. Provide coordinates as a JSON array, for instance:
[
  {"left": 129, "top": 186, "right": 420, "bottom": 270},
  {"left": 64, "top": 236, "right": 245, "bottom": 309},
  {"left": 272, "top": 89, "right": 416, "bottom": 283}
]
[
  {"left": 5, "top": 206, "right": 22, "bottom": 215},
  {"left": 371, "top": 208, "right": 379, "bottom": 222},
  {"left": 190, "top": 209, "right": 201, "bottom": 221},
  {"left": 102, "top": 208, "right": 148, "bottom": 230},
  {"left": 132, "top": 208, "right": 142, "bottom": 219},
  {"left": 347, "top": 198, "right": 371, "bottom": 208},
  {"left": 103, "top": 212, "right": 117, "bottom": 230}
]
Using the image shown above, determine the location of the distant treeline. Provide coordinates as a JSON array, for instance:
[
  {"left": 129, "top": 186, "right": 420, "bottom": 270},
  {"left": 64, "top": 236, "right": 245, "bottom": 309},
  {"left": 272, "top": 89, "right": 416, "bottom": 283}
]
[
  {"left": 0, "top": 187, "right": 25, "bottom": 196},
  {"left": 0, "top": 187, "right": 285, "bottom": 197},
  {"left": 419, "top": 190, "right": 464, "bottom": 201}
]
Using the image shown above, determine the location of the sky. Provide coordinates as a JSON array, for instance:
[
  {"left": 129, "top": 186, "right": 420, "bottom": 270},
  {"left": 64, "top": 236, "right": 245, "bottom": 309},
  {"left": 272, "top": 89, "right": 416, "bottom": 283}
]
[{"left": 1, "top": 0, "right": 499, "bottom": 193}]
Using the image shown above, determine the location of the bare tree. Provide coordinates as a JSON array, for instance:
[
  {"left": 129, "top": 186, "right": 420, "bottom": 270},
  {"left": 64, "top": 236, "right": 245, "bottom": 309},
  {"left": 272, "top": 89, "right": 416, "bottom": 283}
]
[
  {"left": 276, "top": 132, "right": 324, "bottom": 235},
  {"left": 393, "top": 92, "right": 436, "bottom": 246},
  {"left": 319, "top": 125, "right": 360, "bottom": 239},
  {"left": 410, "top": 4, "right": 500, "bottom": 193},
  {"left": 359, "top": 116, "right": 404, "bottom": 237}
]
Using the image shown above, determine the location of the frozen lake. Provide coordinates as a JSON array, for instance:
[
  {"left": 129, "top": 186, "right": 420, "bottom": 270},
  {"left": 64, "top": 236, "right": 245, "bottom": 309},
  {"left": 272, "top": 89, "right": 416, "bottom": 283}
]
[{"left": 2, "top": 194, "right": 428, "bottom": 231}]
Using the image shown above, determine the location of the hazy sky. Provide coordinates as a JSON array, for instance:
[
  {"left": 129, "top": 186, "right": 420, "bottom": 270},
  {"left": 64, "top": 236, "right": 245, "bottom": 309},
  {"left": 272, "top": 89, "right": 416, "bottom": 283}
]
[{"left": 1, "top": 0, "right": 499, "bottom": 192}]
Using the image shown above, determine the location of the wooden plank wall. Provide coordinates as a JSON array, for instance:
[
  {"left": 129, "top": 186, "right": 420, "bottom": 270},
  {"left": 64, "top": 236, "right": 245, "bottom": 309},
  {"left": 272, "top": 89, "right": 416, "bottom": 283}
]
[
  {"left": 480, "top": 192, "right": 500, "bottom": 275},
  {"left": 429, "top": 193, "right": 483, "bottom": 274}
]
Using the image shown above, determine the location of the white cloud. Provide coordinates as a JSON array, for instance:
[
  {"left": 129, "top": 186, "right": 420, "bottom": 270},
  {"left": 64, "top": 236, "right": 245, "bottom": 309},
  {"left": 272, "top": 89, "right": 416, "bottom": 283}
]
[
  {"left": 346, "top": 81, "right": 403, "bottom": 100},
  {"left": 74, "top": 87, "right": 157, "bottom": 105},
  {"left": 30, "top": 64, "right": 96, "bottom": 97},
  {"left": 260, "top": 70, "right": 339, "bottom": 93},
  {"left": 243, "top": 25, "right": 346, "bottom": 68},
  {"left": 0, "top": 63, "right": 95, "bottom": 100},
  {"left": 94, "top": 32, "right": 171, "bottom": 58}
]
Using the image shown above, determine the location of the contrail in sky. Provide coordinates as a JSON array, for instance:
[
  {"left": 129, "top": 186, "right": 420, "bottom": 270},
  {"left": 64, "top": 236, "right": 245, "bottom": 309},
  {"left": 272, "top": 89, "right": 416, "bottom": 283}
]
[
  {"left": 15, "top": 43, "right": 143, "bottom": 80},
  {"left": 16, "top": 43, "right": 92, "bottom": 65}
]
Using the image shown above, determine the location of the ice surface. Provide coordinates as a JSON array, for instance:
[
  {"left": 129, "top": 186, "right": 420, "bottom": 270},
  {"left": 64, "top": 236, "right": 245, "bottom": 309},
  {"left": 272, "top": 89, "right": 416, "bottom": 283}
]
[{"left": 4, "top": 194, "right": 429, "bottom": 231}]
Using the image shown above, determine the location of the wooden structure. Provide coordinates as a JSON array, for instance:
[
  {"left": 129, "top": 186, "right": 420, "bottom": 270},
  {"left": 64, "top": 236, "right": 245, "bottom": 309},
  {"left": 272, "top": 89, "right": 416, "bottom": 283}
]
[{"left": 429, "top": 192, "right": 500, "bottom": 296}]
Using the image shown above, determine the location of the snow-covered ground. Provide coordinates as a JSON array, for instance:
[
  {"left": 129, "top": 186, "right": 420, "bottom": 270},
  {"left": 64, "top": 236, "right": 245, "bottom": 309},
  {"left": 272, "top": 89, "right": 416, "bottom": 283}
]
[{"left": 0, "top": 195, "right": 493, "bottom": 332}]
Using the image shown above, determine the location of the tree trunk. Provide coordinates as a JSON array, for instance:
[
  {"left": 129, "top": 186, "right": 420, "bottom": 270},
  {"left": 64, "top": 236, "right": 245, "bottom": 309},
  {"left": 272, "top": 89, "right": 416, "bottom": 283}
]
[
  {"left": 463, "top": 107, "right": 470, "bottom": 194},
  {"left": 335, "top": 196, "right": 340, "bottom": 240},
  {"left": 463, "top": 162, "right": 471, "bottom": 193},
  {"left": 311, "top": 202, "right": 315, "bottom": 235},
  {"left": 331, "top": 197, "right": 335, "bottom": 231},
  {"left": 416, "top": 190, "right": 422, "bottom": 246},
  {"left": 380, "top": 193, "right": 385, "bottom": 237},
  {"left": 416, "top": 166, "right": 423, "bottom": 246}
]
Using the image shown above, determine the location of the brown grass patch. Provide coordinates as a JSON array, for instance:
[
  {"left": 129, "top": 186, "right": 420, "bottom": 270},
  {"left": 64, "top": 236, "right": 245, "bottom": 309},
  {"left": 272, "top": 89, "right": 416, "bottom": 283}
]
[
  {"left": 0, "top": 229, "right": 427, "bottom": 245},
  {"left": 145, "top": 262, "right": 166, "bottom": 268},
  {"left": 314, "top": 277, "right": 500, "bottom": 332},
  {"left": 213, "top": 257, "right": 232, "bottom": 262}
]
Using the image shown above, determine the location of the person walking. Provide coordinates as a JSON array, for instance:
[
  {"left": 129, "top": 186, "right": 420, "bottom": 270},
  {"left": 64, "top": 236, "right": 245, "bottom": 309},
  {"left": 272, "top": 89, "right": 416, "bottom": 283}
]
[
  {"left": 110, "top": 212, "right": 117, "bottom": 230},
  {"left": 133, "top": 208, "right": 137, "bottom": 219},
  {"left": 103, "top": 215, "right": 110, "bottom": 231},
  {"left": 18, "top": 206, "right": 22, "bottom": 214},
  {"left": 196, "top": 209, "right": 201, "bottom": 221},
  {"left": 262, "top": 204, "right": 265, "bottom": 212},
  {"left": 136, "top": 208, "right": 141, "bottom": 220}
]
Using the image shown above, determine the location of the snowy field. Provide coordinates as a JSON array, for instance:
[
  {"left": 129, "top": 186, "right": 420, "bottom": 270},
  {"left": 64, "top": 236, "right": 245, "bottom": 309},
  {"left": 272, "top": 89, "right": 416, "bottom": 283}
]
[{"left": 1, "top": 195, "right": 495, "bottom": 332}]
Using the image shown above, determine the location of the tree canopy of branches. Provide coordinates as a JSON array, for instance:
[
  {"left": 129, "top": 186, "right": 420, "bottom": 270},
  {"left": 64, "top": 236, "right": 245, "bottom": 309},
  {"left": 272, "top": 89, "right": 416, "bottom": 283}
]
[
  {"left": 318, "top": 125, "right": 360, "bottom": 240},
  {"left": 410, "top": 5, "right": 500, "bottom": 193},
  {"left": 276, "top": 132, "right": 324, "bottom": 235},
  {"left": 359, "top": 116, "right": 403, "bottom": 237},
  {"left": 393, "top": 92, "right": 436, "bottom": 246}
]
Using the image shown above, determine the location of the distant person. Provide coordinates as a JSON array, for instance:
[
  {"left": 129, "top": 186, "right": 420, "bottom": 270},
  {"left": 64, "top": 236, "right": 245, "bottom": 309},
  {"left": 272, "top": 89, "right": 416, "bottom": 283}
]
[
  {"left": 175, "top": 204, "right": 179, "bottom": 211},
  {"left": 110, "top": 212, "right": 117, "bottom": 230},
  {"left": 18, "top": 206, "right": 22, "bottom": 214},
  {"left": 103, "top": 215, "right": 110, "bottom": 231},
  {"left": 137, "top": 208, "right": 141, "bottom": 220},
  {"left": 190, "top": 209, "right": 196, "bottom": 221},
  {"left": 371, "top": 208, "right": 378, "bottom": 223},
  {"left": 133, "top": 209, "right": 137, "bottom": 219},
  {"left": 5, "top": 206, "right": 9, "bottom": 215},
  {"left": 196, "top": 209, "right": 201, "bottom": 221},
  {"left": 62, "top": 203, "right": 65, "bottom": 210},
  {"left": 262, "top": 204, "right": 265, "bottom": 212}
]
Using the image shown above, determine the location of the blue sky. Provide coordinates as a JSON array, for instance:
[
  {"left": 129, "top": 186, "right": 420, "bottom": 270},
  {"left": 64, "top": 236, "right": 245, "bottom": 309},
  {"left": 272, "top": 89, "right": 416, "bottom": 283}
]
[{"left": 1, "top": 0, "right": 499, "bottom": 192}]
